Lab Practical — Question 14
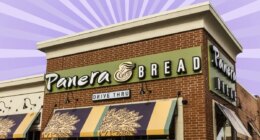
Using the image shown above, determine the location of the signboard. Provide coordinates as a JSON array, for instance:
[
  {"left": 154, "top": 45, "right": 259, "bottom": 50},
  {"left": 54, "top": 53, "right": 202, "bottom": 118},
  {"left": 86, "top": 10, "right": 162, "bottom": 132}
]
[
  {"left": 45, "top": 47, "right": 202, "bottom": 93},
  {"left": 208, "top": 41, "right": 236, "bottom": 105},
  {"left": 92, "top": 90, "right": 130, "bottom": 101}
]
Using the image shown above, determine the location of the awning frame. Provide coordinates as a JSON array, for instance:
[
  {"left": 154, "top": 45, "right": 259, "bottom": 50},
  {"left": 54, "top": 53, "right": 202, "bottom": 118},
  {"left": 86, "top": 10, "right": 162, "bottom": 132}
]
[{"left": 215, "top": 102, "right": 252, "bottom": 139}]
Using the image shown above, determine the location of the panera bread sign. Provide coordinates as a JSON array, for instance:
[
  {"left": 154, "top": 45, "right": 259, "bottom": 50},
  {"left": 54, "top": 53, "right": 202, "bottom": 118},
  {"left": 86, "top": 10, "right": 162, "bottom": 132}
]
[
  {"left": 45, "top": 47, "right": 202, "bottom": 93},
  {"left": 92, "top": 90, "right": 130, "bottom": 101},
  {"left": 208, "top": 42, "right": 237, "bottom": 105}
]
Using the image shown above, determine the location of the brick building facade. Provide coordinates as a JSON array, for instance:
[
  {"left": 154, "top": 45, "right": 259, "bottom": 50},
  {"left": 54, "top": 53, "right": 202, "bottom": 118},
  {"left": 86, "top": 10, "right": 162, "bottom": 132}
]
[
  {"left": 35, "top": 2, "right": 259, "bottom": 140},
  {"left": 43, "top": 29, "right": 206, "bottom": 139}
]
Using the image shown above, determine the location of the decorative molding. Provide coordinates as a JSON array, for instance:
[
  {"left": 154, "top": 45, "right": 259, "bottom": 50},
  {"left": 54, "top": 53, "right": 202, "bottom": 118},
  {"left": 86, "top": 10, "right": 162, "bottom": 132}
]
[{"left": 0, "top": 74, "right": 44, "bottom": 89}]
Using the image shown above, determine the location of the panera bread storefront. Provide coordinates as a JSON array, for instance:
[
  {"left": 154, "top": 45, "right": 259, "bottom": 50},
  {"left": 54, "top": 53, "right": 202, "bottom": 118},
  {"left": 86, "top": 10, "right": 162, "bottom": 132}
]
[{"left": 37, "top": 3, "right": 259, "bottom": 140}]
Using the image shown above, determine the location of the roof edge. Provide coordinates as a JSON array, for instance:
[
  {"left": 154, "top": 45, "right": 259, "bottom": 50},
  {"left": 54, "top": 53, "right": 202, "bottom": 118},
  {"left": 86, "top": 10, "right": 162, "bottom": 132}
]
[
  {"left": 37, "top": 2, "right": 211, "bottom": 49},
  {"left": 0, "top": 74, "right": 44, "bottom": 89},
  {"left": 237, "top": 83, "right": 258, "bottom": 100},
  {"left": 208, "top": 4, "right": 242, "bottom": 52}
]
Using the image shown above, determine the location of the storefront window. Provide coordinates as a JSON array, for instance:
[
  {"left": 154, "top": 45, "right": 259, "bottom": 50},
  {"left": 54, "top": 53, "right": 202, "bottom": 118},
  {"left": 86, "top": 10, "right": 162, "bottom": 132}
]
[
  {"left": 216, "top": 121, "right": 234, "bottom": 140},
  {"left": 215, "top": 105, "right": 236, "bottom": 140}
]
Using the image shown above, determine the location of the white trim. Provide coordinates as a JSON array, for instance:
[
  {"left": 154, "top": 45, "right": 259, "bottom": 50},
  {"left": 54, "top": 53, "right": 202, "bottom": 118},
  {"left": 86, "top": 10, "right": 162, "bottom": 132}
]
[
  {"left": 37, "top": 2, "right": 210, "bottom": 48},
  {"left": 0, "top": 92, "right": 44, "bottom": 116},
  {"left": 0, "top": 75, "right": 44, "bottom": 97},
  {"left": 208, "top": 5, "right": 242, "bottom": 51},
  {"left": 213, "top": 100, "right": 217, "bottom": 140},
  {"left": 0, "top": 91, "right": 43, "bottom": 98},
  {"left": 176, "top": 97, "right": 184, "bottom": 140},
  {"left": 0, "top": 74, "right": 44, "bottom": 89},
  {"left": 37, "top": 2, "right": 242, "bottom": 61}
]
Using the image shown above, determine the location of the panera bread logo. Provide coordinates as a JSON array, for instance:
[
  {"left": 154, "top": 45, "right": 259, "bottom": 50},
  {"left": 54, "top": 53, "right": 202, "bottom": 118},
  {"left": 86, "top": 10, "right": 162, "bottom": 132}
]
[
  {"left": 210, "top": 45, "right": 237, "bottom": 102},
  {"left": 114, "top": 62, "right": 135, "bottom": 82},
  {"left": 45, "top": 62, "right": 136, "bottom": 91}
]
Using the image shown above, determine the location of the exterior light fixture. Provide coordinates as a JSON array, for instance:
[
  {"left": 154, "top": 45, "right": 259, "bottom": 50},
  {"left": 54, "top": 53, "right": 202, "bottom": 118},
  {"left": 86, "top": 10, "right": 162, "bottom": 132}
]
[
  {"left": 0, "top": 101, "right": 11, "bottom": 112},
  {"left": 64, "top": 93, "right": 71, "bottom": 104},
  {"left": 178, "top": 90, "right": 187, "bottom": 105},
  {"left": 182, "top": 100, "right": 188, "bottom": 105},
  {"left": 23, "top": 98, "right": 36, "bottom": 109},
  {"left": 177, "top": 91, "right": 182, "bottom": 97},
  {"left": 63, "top": 92, "right": 78, "bottom": 104},
  {"left": 139, "top": 82, "right": 152, "bottom": 95},
  {"left": 139, "top": 86, "right": 145, "bottom": 95},
  {"left": 64, "top": 98, "right": 70, "bottom": 104}
]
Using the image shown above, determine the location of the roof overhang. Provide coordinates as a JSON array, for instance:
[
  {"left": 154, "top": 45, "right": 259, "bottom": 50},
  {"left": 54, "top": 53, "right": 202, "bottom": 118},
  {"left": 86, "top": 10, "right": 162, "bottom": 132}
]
[
  {"left": 37, "top": 2, "right": 242, "bottom": 61},
  {"left": 0, "top": 74, "right": 44, "bottom": 89},
  {"left": 0, "top": 74, "right": 44, "bottom": 96}
]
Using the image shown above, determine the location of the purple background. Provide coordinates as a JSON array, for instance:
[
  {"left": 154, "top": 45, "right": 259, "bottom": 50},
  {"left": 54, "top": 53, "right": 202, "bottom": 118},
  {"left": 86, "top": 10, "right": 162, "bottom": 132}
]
[{"left": 0, "top": 0, "right": 259, "bottom": 95}]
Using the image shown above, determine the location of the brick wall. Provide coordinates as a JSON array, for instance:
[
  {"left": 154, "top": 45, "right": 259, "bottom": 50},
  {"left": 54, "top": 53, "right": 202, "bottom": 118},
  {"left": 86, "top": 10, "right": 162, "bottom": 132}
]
[
  {"left": 43, "top": 28, "right": 260, "bottom": 140},
  {"left": 236, "top": 84, "right": 260, "bottom": 140},
  {"left": 43, "top": 29, "right": 208, "bottom": 140}
]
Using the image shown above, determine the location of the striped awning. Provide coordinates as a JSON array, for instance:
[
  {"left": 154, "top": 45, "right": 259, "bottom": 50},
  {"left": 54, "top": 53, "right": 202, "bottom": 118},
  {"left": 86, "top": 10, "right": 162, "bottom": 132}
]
[
  {"left": 0, "top": 112, "right": 39, "bottom": 139},
  {"left": 42, "top": 98, "right": 177, "bottom": 138},
  {"left": 216, "top": 102, "right": 252, "bottom": 139}
]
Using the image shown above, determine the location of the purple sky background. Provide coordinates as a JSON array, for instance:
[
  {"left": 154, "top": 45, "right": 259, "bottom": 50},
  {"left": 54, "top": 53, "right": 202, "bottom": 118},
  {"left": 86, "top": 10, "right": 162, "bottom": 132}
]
[{"left": 0, "top": 0, "right": 259, "bottom": 95}]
